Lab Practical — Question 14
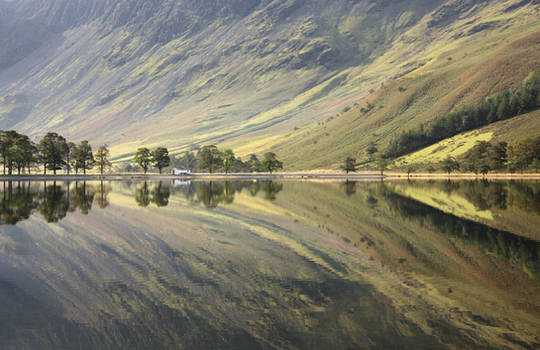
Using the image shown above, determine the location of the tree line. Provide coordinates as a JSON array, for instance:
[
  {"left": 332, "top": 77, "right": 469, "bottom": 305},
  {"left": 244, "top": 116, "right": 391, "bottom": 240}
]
[
  {"left": 385, "top": 69, "right": 540, "bottom": 158},
  {"left": 0, "top": 130, "right": 112, "bottom": 176},
  {"left": 444, "top": 136, "right": 540, "bottom": 175},
  {"left": 169, "top": 146, "right": 283, "bottom": 174}
]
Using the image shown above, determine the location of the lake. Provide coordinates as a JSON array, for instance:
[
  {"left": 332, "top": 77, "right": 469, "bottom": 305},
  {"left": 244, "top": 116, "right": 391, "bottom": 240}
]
[{"left": 0, "top": 179, "right": 539, "bottom": 349}]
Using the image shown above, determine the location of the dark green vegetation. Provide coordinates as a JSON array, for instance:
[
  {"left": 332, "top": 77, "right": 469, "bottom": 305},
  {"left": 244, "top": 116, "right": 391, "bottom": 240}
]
[
  {"left": 386, "top": 70, "right": 540, "bottom": 158},
  {"left": 0, "top": 179, "right": 539, "bottom": 349}
]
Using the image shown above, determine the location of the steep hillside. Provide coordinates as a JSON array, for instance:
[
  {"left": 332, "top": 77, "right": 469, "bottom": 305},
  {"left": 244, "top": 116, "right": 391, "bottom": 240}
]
[
  {"left": 245, "top": 15, "right": 540, "bottom": 169},
  {"left": 0, "top": 0, "right": 538, "bottom": 167}
]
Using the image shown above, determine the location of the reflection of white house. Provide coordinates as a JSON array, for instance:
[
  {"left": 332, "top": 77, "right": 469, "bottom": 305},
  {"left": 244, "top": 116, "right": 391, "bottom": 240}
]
[
  {"left": 172, "top": 180, "right": 192, "bottom": 187},
  {"left": 171, "top": 168, "right": 192, "bottom": 176}
]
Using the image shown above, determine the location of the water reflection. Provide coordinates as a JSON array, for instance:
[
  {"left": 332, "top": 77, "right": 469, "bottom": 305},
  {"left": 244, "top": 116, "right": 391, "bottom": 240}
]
[
  {"left": 385, "top": 190, "right": 540, "bottom": 279},
  {"left": 0, "top": 179, "right": 539, "bottom": 349},
  {"left": 0, "top": 181, "right": 111, "bottom": 225}
]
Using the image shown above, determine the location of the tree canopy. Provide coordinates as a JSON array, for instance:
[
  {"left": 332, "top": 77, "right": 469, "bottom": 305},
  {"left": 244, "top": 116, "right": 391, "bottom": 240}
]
[
  {"left": 134, "top": 147, "right": 152, "bottom": 174},
  {"left": 151, "top": 147, "right": 170, "bottom": 174},
  {"left": 261, "top": 152, "right": 283, "bottom": 174}
]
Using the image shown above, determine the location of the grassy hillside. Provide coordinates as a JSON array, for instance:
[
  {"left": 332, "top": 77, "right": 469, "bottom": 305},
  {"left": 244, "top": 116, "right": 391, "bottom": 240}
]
[
  {"left": 394, "top": 110, "right": 540, "bottom": 168},
  {"left": 0, "top": 0, "right": 538, "bottom": 168},
  {"left": 232, "top": 12, "right": 540, "bottom": 170}
]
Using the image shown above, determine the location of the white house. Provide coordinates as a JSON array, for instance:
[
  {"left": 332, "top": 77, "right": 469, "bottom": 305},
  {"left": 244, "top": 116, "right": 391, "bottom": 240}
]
[{"left": 171, "top": 168, "right": 192, "bottom": 176}]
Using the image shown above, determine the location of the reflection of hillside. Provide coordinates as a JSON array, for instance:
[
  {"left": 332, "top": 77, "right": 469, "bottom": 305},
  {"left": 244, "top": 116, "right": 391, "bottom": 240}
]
[
  {"left": 385, "top": 191, "right": 540, "bottom": 280},
  {"left": 1, "top": 180, "right": 540, "bottom": 349},
  {"left": 391, "top": 180, "right": 540, "bottom": 241},
  {"left": 0, "top": 191, "right": 445, "bottom": 349},
  {"left": 0, "top": 181, "right": 111, "bottom": 225}
]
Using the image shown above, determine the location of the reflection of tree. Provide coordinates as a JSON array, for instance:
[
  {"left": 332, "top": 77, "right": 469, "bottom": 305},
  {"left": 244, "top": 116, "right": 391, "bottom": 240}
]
[
  {"left": 222, "top": 182, "right": 236, "bottom": 204},
  {"left": 249, "top": 181, "right": 260, "bottom": 197},
  {"left": 462, "top": 180, "right": 507, "bottom": 210},
  {"left": 341, "top": 180, "right": 356, "bottom": 196},
  {"left": 151, "top": 182, "right": 170, "bottom": 207},
  {"left": 95, "top": 181, "right": 111, "bottom": 209},
  {"left": 134, "top": 182, "right": 151, "bottom": 207},
  {"left": 0, "top": 181, "right": 113, "bottom": 225},
  {"left": 73, "top": 181, "right": 95, "bottom": 214},
  {"left": 39, "top": 183, "right": 69, "bottom": 223},
  {"left": 0, "top": 182, "right": 39, "bottom": 225},
  {"left": 260, "top": 181, "right": 283, "bottom": 201},
  {"left": 197, "top": 182, "right": 225, "bottom": 208}
]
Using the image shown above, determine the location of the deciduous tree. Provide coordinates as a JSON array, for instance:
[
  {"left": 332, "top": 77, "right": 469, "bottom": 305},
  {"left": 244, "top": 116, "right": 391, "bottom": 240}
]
[
  {"left": 199, "top": 145, "right": 223, "bottom": 173},
  {"left": 151, "top": 147, "right": 170, "bottom": 174},
  {"left": 341, "top": 157, "right": 357, "bottom": 174},
  {"left": 262, "top": 152, "right": 283, "bottom": 174},
  {"left": 95, "top": 145, "right": 112, "bottom": 175},
  {"left": 221, "top": 149, "right": 236, "bottom": 174},
  {"left": 134, "top": 147, "right": 151, "bottom": 174}
]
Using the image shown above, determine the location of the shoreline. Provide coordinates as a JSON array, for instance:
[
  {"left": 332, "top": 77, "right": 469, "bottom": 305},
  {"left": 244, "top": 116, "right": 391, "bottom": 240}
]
[{"left": 0, "top": 172, "right": 538, "bottom": 181}]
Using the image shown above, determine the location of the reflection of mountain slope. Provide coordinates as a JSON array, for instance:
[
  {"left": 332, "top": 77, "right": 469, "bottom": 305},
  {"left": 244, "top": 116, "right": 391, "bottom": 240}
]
[
  {"left": 258, "top": 181, "right": 540, "bottom": 347},
  {"left": 0, "top": 180, "right": 539, "bottom": 348},
  {"left": 0, "top": 186, "right": 443, "bottom": 349},
  {"left": 390, "top": 181, "right": 540, "bottom": 241}
]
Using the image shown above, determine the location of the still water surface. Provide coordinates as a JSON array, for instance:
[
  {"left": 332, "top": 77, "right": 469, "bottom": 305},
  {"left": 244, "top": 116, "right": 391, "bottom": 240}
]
[{"left": 0, "top": 180, "right": 539, "bottom": 349}]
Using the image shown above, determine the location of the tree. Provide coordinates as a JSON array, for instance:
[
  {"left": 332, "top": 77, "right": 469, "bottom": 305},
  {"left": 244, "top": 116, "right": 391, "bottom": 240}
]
[
  {"left": 65, "top": 142, "right": 76, "bottom": 175},
  {"left": 95, "top": 145, "right": 112, "bottom": 175},
  {"left": 531, "top": 158, "right": 540, "bottom": 173},
  {"left": 75, "top": 141, "right": 94, "bottom": 175},
  {"left": 248, "top": 154, "right": 262, "bottom": 173},
  {"left": 341, "top": 157, "right": 357, "bottom": 174},
  {"left": 221, "top": 149, "right": 236, "bottom": 174},
  {"left": 406, "top": 165, "right": 415, "bottom": 178},
  {"left": 199, "top": 145, "right": 223, "bottom": 173},
  {"left": 151, "top": 147, "right": 170, "bottom": 174},
  {"left": 10, "top": 134, "right": 35, "bottom": 175},
  {"left": 0, "top": 130, "right": 18, "bottom": 175},
  {"left": 38, "top": 132, "right": 68, "bottom": 175},
  {"left": 134, "top": 147, "right": 151, "bottom": 174},
  {"left": 261, "top": 152, "right": 283, "bottom": 174},
  {"left": 366, "top": 143, "right": 378, "bottom": 162},
  {"left": 440, "top": 156, "right": 460, "bottom": 175},
  {"left": 375, "top": 154, "right": 389, "bottom": 176},
  {"left": 480, "top": 163, "right": 490, "bottom": 176},
  {"left": 177, "top": 151, "right": 198, "bottom": 170}
]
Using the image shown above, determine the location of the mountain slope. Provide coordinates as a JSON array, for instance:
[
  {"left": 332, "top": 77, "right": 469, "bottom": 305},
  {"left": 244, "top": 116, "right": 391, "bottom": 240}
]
[{"left": 0, "top": 0, "right": 538, "bottom": 166}]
